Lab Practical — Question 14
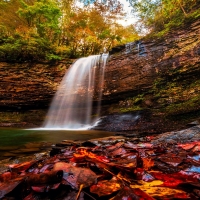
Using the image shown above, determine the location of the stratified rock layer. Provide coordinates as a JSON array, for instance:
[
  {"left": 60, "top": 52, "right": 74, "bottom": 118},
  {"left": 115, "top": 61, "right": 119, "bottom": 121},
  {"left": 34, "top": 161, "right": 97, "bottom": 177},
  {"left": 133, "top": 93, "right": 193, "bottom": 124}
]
[
  {"left": 103, "top": 20, "right": 200, "bottom": 104},
  {"left": 0, "top": 61, "right": 70, "bottom": 110}
]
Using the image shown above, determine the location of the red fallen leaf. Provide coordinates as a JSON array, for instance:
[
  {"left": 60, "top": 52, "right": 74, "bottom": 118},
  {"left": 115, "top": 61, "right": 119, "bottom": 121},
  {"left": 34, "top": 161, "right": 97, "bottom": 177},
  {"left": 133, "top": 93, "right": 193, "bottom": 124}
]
[
  {"left": 73, "top": 148, "right": 110, "bottom": 163},
  {"left": 178, "top": 169, "right": 200, "bottom": 182},
  {"left": 177, "top": 170, "right": 200, "bottom": 182},
  {"left": 71, "top": 153, "right": 85, "bottom": 162},
  {"left": 192, "top": 145, "right": 200, "bottom": 152},
  {"left": 124, "top": 141, "right": 139, "bottom": 149},
  {"left": 90, "top": 177, "right": 121, "bottom": 196},
  {"left": 26, "top": 170, "right": 63, "bottom": 186},
  {"left": 146, "top": 150, "right": 156, "bottom": 156},
  {"left": 154, "top": 160, "right": 179, "bottom": 174},
  {"left": 121, "top": 152, "right": 138, "bottom": 159},
  {"left": 51, "top": 182, "right": 60, "bottom": 189},
  {"left": 31, "top": 183, "right": 60, "bottom": 192},
  {"left": 149, "top": 172, "right": 183, "bottom": 187},
  {"left": 158, "top": 155, "right": 183, "bottom": 167},
  {"left": 150, "top": 171, "right": 168, "bottom": 180},
  {"left": 134, "top": 168, "right": 145, "bottom": 179},
  {"left": 0, "top": 177, "right": 24, "bottom": 198},
  {"left": 31, "top": 185, "right": 46, "bottom": 192},
  {"left": 0, "top": 172, "right": 11, "bottom": 182},
  {"left": 113, "top": 153, "right": 138, "bottom": 168},
  {"left": 161, "top": 179, "right": 183, "bottom": 187},
  {"left": 146, "top": 136, "right": 156, "bottom": 141},
  {"left": 106, "top": 142, "right": 124, "bottom": 151},
  {"left": 112, "top": 186, "right": 155, "bottom": 200},
  {"left": 110, "top": 147, "right": 127, "bottom": 156},
  {"left": 0, "top": 172, "right": 19, "bottom": 182},
  {"left": 178, "top": 141, "right": 200, "bottom": 150},
  {"left": 8, "top": 161, "right": 36, "bottom": 172},
  {"left": 150, "top": 171, "right": 199, "bottom": 187},
  {"left": 87, "top": 153, "right": 110, "bottom": 163},
  {"left": 124, "top": 141, "right": 153, "bottom": 149},
  {"left": 137, "top": 143, "right": 153, "bottom": 148},
  {"left": 142, "top": 157, "right": 155, "bottom": 170},
  {"left": 53, "top": 162, "right": 98, "bottom": 188}
]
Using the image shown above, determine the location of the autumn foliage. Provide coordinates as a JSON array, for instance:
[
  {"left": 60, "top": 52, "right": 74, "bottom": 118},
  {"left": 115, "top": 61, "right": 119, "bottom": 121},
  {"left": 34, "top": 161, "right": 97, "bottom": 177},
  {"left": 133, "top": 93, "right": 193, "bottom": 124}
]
[
  {"left": 0, "top": 136, "right": 200, "bottom": 199},
  {"left": 0, "top": 0, "right": 139, "bottom": 62}
]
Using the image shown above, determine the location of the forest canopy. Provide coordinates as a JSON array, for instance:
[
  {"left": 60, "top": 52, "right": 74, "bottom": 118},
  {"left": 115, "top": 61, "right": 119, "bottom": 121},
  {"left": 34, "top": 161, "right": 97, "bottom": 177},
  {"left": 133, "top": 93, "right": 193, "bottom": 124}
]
[{"left": 0, "top": 0, "right": 199, "bottom": 62}]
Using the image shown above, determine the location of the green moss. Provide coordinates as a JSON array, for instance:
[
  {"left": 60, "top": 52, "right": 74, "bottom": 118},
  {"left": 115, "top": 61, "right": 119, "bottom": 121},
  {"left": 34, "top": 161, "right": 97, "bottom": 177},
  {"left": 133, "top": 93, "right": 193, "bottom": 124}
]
[
  {"left": 134, "top": 94, "right": 144, "bottom": 105},
  {"left": 164, "top": 93, "right": 200, "bottom": 115},
  {"left": 0, "top": 110, "right": 46, "bottom": 125},
  {"left": 109, "top": 73, "right": 200, "bottom": 117},
  {"left": 120, "top": 106, "right": 142, "bottom": 113},
  {"left": 0, "top": 112, "right": 23, "bottom": 123}
]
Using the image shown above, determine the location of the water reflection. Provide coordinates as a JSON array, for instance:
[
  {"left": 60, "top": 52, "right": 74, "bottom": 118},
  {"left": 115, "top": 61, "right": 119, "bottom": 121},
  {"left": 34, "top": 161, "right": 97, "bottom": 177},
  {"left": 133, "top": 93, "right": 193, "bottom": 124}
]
[
  {"left": 0, "top": 128, "right": 114, "bottom": 146},
  {"left": 0, "top": 128, "right": 114, "bottom": 160}
]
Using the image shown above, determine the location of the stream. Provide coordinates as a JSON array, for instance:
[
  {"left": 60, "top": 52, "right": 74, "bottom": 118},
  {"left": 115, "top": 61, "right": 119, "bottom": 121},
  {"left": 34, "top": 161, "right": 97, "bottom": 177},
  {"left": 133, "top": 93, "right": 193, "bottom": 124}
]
[{"left": 0, "top": 128, "right": 114, "bottom": 160}]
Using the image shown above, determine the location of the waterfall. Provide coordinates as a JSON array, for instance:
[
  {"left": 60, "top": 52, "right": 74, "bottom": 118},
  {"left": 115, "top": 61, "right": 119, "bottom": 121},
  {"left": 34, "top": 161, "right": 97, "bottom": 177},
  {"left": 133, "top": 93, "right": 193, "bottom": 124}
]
[{"left": 43, "top": 54, "right": 108, "bottom": 130}]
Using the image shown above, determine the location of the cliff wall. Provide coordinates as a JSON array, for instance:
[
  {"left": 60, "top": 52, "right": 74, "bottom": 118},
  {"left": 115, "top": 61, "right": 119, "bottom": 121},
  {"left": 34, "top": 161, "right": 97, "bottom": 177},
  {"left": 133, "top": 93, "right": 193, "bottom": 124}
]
[
  {"left": 0, "top": 61, "right": 72, "bottom": 110},
  {"left": 102, "top": 20, "right": 200, "bottom": 116}
]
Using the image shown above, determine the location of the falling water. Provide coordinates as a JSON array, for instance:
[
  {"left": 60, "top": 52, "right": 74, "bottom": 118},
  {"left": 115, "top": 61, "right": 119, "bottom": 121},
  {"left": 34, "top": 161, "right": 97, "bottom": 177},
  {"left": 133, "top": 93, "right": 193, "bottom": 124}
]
[{"left": 43, "top": 54, "right": 108, "bottom": 130}]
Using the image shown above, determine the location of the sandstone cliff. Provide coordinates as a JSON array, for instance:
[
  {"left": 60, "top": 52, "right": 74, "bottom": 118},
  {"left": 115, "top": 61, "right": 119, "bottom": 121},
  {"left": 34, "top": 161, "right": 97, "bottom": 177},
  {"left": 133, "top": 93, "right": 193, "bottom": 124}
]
[
  {"left": 103, "top": 19, "right": 200, "bottom": 116},
  {"left": 0, "top": 61, "right": 72, "bottom": 110}
]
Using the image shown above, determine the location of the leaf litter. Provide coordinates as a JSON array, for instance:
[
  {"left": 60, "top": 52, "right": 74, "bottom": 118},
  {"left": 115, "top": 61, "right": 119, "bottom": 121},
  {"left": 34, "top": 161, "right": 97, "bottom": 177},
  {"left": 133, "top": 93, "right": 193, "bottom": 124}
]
[{"left": 0, "top": 136, "right": 200, "bottom": 199}]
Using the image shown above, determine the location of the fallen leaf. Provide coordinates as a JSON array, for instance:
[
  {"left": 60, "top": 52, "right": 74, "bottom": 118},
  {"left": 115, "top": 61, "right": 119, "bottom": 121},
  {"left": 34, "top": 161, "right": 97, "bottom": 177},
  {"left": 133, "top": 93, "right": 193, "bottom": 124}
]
[
  {"left": 106, "top": 142, "right": 124, "bottom": 151},
  {"left": 131, "top": 180, "right": 189, "bottom": 199},
  {"left": 142, "top": 157, "right": 155, "bottom": 170},
  {"left": 178, "top": 141, "right": 200, "bottom": 150},
  {"left": 8, "top": 161, "right": 36, "bottom": 172},
  {"left": 110, "top": 147, "right": 127, "bottom": 156},
  {"left": 90, "top": 177, "right": 121, "bottom": 196},
  {"left": 26, "top": 170, "right": 63, "bottom": 186},
  {"left": 0, "top": 177, "right": 24, "bottom": 198},
  {"left": 53, "top": 162, "right": 98, "bottom": 188},
  {"left": 112, "top": 186, "right": 155, "bottom": 200}
]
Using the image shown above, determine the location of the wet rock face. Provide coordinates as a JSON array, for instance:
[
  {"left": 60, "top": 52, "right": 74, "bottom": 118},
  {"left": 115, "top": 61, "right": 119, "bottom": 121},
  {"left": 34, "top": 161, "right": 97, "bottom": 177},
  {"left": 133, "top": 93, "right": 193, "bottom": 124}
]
[
  {"left": 102, "top": 20, "right": 200, "bottom": 103},
  {"left": 0, "top": 61, "right": 70, "bottom": 110},
  {"left": 94, "top": 112, "right": 142, "bottom": 132},
  {"left": 92, "top": 110, "right": 190, "bottom": 135}
]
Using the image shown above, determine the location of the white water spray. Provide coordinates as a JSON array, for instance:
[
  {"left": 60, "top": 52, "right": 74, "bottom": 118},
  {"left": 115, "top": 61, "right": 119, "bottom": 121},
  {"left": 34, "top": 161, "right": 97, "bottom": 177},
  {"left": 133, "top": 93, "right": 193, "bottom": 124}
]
[{"left": 43, "top": 54, "right": 108, "bottom": 130}]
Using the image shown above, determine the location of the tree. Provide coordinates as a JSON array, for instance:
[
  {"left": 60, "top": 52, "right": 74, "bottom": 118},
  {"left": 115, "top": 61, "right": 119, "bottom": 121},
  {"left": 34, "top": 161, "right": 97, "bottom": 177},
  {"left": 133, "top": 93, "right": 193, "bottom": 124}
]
[
  {"left": 127, "top": 0, "right": 200, "bottom": 33},
  {"left": 0, "top": 0, "right": 62, "bottom": 61},
  {"left": 17, "top": 0, "right": 61, "bottom": 42},
  {"left": 0, "top": 0, "right": 140, "bottom": 61},
  {"left": 61, "top": 1, "right": 127, "bottom": 57},
  {"left": 0, "top": 0, "right": 25, "bottom": 36}
]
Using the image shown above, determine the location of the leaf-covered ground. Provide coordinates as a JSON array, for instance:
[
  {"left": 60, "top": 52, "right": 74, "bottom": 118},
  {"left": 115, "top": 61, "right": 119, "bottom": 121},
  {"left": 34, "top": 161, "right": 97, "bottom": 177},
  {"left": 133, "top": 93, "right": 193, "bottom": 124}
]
[{"left": 0, "top": 129, "right": 200, "bottom": 199}]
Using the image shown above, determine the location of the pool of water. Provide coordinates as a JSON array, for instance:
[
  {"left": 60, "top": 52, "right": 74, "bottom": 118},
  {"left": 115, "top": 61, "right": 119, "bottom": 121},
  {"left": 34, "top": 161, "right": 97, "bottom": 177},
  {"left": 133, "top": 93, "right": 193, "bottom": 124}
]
[{"left": 0, "top": 128, "right": 114, "bottom": 160}]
